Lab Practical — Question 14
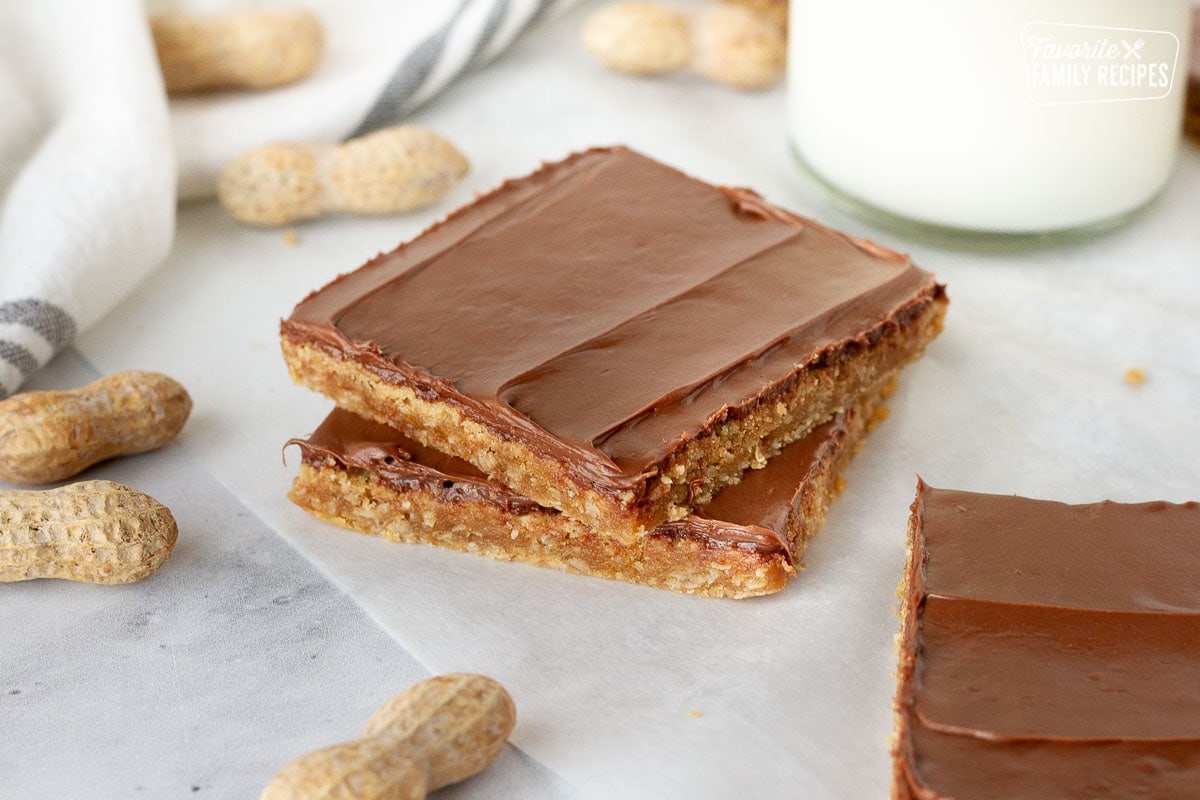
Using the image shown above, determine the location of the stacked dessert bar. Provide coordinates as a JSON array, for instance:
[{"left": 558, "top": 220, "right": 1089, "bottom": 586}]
[{"left": 280, "top": 147, "right": 947, "bottom": 597}]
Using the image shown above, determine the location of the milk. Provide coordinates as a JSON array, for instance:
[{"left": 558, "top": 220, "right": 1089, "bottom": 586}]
[{"left": 787, "top": 1, "right": 1192, "bottom": 233}]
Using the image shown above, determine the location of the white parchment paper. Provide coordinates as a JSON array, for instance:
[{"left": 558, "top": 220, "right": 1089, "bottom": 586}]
[{"left": 75, "top": 6, "right": 1200, "bottom": 797}]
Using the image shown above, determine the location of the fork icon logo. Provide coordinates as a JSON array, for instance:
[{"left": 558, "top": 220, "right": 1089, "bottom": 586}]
[
  {"left": 1022, "top": 22, "right": 1178, "bottom": 104},
  {"left": 1122, "top": 38, "right": 1145, "bottom": 60}
]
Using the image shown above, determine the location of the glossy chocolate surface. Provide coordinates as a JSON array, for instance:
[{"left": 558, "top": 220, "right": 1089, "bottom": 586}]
[
  {"left": 1189, "top": 8, "right": 1199, "bottom": 114},
  {"left": 284, "top": 147, "right": 939, "bottom": 490},
  {"left": 289, "top": 404, "right": 857, "bottom": 561},
  {"left": 920, "top": 490, "right": 1200, "bottom": 613},
  {"left": 898, "top": 483, "right": 1200, "bottom": 799},
  {"left": 1192, "top": 8, "right": 1199, "bottom": 84}
]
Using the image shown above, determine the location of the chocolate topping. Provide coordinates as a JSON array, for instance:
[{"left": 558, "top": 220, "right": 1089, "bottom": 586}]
[
  {"left": 284, "top": 147, "right": 939, "bottom": 489},
  {"left": 1192, "top": 8, "right": 1199, "bottom": 83},
  {"left": 915, "top": 598, "right": 1200, "bottom": 741},
  {"left": 898, "top": 482, "right": 1200, "bottom": 799},
  {"left": 1189, "top": 8, "right": 1200, "bottom": 115},
  {"left": 288, "top": 404, "right": 857, "bottom": 561},
  {"left": 903, "top": 727, "right": 1200, "bottom": 800},
  {"left": 920, "top": 488, "right": 1200, "bottom": 614},
  {"left": 290, "top": 411, "right": 545, "bottom": 516}
]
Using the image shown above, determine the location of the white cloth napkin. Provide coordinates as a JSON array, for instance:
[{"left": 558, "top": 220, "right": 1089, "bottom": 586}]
[
  {"left": 0, "top": 0, "right": 575, "bottom": 397},
  {"left": 167, "top": 0, "right": 575, "bottom": 198},
  {"left": 0, "top": 0, "right": 175, "bottom": 397}
]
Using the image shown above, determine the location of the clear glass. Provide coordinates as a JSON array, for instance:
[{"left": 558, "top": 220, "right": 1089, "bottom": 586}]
[{"left": 786, "top": 0, "right": 1191, "bottom": 237}]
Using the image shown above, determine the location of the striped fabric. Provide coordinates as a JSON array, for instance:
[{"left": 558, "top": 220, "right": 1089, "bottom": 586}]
[
  {"left": 0, "top": 303, "right": 77, "bottom": 397},
  {"left": 0, "top": 0, "right": 573, "bottom": 397},
  {"left": 352, "top": 0, "right": 571, "bottom": 136}
]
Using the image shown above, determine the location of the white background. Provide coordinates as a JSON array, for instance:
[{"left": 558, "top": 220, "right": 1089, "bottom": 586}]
[{"left": 5, "top": 3, "right": 1200, "bottom": 798}]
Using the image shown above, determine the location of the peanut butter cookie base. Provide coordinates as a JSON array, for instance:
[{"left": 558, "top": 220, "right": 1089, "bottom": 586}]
[
  {"left": 287, "top": 390, "right": 882, "bottom": 599},
  {"left": 291, "top": 463, "right": 787, "bottom": 598}
]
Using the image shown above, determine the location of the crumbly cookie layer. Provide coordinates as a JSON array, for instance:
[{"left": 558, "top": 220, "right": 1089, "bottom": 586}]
[
  {"left": 286, "top": 383, "right": 889, "bottom": 598},
  {"left": 290, "top": 463, "right": 792, "bottom": 598}
]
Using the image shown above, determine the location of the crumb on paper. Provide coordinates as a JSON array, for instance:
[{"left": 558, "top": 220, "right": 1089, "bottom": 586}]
[
  {"left": 283, "top": 228, "right": 300, "bottom": 247},
  {"left": 1123, "top": 367, "right": 1147, "bottom": 386},
  {"left": 866, "top": 404, "right": 891, "bottom": 432},
  {"left": 687, "top": 710, "right": 703, "bottom": 718}
]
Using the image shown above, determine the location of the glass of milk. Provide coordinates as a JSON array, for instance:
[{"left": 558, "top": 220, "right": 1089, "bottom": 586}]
[{"left": 787, "top": 0, "right": 1192, "bottom": 235}]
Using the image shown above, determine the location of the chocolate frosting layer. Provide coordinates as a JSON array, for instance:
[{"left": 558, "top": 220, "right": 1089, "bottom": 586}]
[
  {"left": 293, "top": 411, "right": 545, "bottom": 516},
  {"left": 899, "top": 483, "right": 1200, "bottom": 798},
  {"left": 289, "top": 404, "right": 856, "bottom": 560},
  {"left": 1189, "top": 8, "right": 1200, "bottom": 115},
  {"left": 1192, "top": 8, "right": 1199, "bottom": 83},
  {"left": 916, "top": 597, "right": 1200, "bottom": 741},
  {"left": 284, "top": 147, "right": 939, "bottom": 486},
  {"left": 902, "top": 724, "right": 1200, "bottom": 800},
  {"left": 920, "top": 488, "right": 1200, "bottom": 613}
]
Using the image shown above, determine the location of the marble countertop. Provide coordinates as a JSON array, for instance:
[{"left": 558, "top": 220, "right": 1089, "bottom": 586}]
[
  {"left": 6, "top": 4, "right": 1200, "bottom": 798},
  {"left": 4, "top": 349, "right": 578, "bottom": 799}
]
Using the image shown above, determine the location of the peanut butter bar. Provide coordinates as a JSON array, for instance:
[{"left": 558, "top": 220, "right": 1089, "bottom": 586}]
[
  {"left": 894, "top": 481, "right": 1200, "bottom": 799},
  {"left": 286, "top": 383, "right": 891, "bottom": 599},
  {"left": 1187, "top": 8, "right": 1200, "bottom": 144},
  {"left": 281, "top": 147, "right": 946, "bottom": 542}
]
